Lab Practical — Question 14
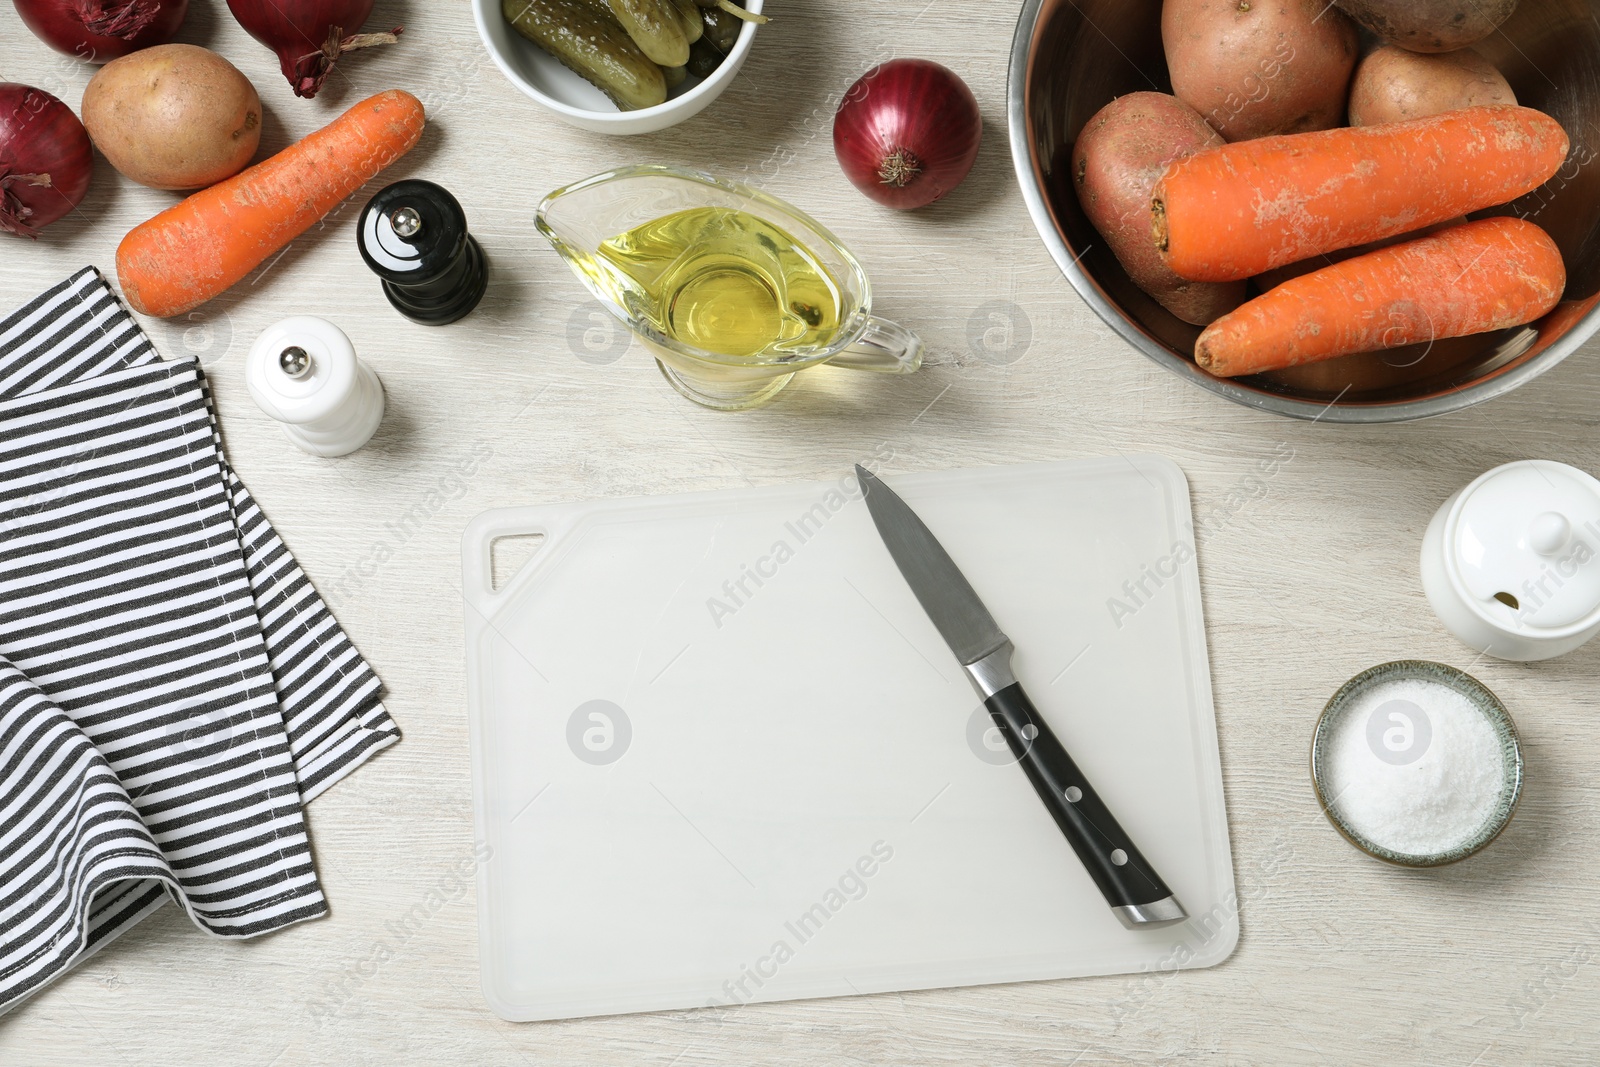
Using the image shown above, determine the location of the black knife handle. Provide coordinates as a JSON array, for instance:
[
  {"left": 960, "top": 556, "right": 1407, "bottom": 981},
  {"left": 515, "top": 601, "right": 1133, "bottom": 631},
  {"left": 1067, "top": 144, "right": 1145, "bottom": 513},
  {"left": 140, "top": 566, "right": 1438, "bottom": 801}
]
[{"left": 985, "top": 682, "right": 1180, "bottom": 918}]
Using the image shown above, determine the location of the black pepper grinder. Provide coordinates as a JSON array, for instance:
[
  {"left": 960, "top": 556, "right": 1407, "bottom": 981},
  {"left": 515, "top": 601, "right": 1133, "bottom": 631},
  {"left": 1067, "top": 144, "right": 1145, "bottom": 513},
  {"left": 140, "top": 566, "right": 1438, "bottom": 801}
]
[{"left": 357, "top": 180, "right": 488, "bottom": 326}]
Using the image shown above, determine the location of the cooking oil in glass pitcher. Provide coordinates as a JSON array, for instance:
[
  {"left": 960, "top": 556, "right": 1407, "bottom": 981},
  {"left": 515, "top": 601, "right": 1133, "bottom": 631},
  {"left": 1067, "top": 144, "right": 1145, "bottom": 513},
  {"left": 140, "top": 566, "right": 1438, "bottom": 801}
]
[{"left": 592, "top": 207, "right": 843, "bottom": 359}]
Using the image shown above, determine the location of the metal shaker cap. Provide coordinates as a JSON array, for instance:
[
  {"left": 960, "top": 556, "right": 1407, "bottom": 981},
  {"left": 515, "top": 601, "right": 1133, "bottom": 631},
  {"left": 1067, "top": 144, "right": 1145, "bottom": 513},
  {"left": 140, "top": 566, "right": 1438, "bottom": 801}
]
[{"left": 357, "top": 179, "right": 488, "bottom": 326}]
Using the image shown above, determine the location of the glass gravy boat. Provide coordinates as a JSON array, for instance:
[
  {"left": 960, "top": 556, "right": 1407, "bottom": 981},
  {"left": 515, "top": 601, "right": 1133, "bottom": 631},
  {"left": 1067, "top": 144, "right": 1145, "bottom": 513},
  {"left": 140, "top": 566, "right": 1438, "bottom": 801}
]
[{"left": 537, "top": 165, "right": 923, "bottom": 410}]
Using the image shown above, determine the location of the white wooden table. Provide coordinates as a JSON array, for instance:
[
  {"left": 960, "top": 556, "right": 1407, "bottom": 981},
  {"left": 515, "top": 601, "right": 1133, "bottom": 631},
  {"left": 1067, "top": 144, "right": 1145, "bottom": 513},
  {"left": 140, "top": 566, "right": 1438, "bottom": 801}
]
[{"left": 3, "top": 2, "right": 1599, "bottom": 1063}]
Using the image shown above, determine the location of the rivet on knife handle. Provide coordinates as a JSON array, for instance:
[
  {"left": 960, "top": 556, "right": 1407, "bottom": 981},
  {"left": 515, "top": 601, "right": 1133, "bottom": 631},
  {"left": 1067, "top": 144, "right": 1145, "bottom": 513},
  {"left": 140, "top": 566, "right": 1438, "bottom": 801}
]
[
  {"left": 972, "top": 644, "right": 1185, "bottom": 927},
  {"left": 856, "top": 465, "right": 1186, "bottom": 929}
]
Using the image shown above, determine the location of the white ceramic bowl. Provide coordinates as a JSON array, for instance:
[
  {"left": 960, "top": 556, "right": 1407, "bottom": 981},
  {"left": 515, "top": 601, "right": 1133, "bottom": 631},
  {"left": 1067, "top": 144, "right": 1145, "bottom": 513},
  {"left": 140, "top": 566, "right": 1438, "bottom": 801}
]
[{"left": 473, "top": 0, "right": 764, "bottom": 135}]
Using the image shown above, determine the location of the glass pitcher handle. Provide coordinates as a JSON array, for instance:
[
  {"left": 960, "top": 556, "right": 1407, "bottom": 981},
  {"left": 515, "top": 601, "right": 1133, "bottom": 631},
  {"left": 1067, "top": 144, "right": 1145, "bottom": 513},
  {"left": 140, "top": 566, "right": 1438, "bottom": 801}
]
[{"left": 827, "top": 315, "right": 924, "bottom": 374}]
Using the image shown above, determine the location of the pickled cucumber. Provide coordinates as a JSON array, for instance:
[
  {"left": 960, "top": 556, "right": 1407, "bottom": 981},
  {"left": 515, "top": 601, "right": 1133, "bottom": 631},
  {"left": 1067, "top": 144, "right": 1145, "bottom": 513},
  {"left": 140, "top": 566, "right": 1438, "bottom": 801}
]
[
  {"left": 662, "top": 64, "right": 687, "bottom": 89},
  {"left": 670, "top": 0, "right": 703, "bottom": 43},
  {"left": 694, "top": 0, "right": 768, "bottom": 24},
  {"left": 686, "top": 35, "right": 725, "bottom": 79},
  {"left": 604, "top": 0, "right": 690, "bottom": 67},
  {"left": 700, "top": 4, "right": 740, "bottom": 51},
  {"left": 503, "top": 0, "right": 666, "bottom": 110}
]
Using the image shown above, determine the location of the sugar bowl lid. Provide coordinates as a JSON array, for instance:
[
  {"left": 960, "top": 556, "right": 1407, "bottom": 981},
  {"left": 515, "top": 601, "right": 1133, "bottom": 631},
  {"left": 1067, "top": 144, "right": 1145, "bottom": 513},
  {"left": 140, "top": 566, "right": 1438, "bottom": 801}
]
[{"left": 1446, "top": 460, "right": 1600, "bottom": 633}]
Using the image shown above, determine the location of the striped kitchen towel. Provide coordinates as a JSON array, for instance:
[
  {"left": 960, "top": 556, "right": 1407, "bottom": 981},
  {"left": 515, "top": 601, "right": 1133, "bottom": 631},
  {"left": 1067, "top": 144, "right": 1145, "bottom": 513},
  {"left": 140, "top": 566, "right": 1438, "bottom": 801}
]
[
  {"left": 0, "top": 269, "right": 400, "bottom": 800},
  {"left": 0, "top": 269, "right": 399, "bottom": 1013},
  {"left": 0, "top": 660, "right": 182, "bottom": 1007}
]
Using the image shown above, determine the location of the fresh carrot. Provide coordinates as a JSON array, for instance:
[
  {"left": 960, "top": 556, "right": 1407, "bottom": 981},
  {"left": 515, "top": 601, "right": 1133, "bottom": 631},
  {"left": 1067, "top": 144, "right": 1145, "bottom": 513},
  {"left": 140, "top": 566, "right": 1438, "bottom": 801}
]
[
  {"left": 117, "top": 90, "right": 426, "bottom": 318},
  {"left": 1194, "top": 218, "right": 1566, "bottom": 378},
  {"left": 1253, "top": 217, "right": 1467, "bottom": 292},
  {"left": 1152, "top": 106, "right": 1569, "bottom": 283}
]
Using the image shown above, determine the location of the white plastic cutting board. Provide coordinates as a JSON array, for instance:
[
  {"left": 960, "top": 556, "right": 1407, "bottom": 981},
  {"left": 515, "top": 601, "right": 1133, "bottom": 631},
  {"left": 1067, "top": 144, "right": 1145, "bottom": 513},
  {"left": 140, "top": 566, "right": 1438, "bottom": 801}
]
[{"left": 461, "top": 456, "right": 1236, "bottom": 1022}]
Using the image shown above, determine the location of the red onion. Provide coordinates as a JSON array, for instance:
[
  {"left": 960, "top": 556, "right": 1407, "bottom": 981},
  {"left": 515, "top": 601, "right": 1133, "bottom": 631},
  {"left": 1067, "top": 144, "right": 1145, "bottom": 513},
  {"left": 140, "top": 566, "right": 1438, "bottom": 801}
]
[
  {"left": 0, "top": 84, "right": 93, "bottom": 238},
  {"left": 832, "top": 59, "right": 983, "bottom": 211},
  {"left": 11, "top": 0, "right": 188, "bottom": 63},
  {"left": 226, "top": 0, "right": 401, "bottom": 99}
]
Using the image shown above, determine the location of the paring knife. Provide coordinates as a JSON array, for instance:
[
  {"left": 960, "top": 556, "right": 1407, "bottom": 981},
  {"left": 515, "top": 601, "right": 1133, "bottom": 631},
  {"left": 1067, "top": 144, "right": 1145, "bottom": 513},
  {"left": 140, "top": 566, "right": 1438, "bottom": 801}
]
[{"left": 856, "top": 465, "right": 1186, "bottom": 929}]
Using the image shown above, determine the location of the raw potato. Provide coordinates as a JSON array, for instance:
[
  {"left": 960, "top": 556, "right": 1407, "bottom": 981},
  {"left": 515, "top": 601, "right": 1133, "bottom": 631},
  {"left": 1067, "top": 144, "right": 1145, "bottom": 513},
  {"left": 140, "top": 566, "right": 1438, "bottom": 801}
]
[
  {"left": 82, "top": 45, "right": 260, "bottom": 192},
  {"left": 1348, "top": 46, "right": 1515, "bottom": 126},
  {"left": 1334, "top": 0, "right": 1518, "bottom": 52},
  {"left": 1072, "top": 92, "right": 1248, "bottom": 325},
  {"left": 1163, "top": 0, "right": 1360, "bottom": 141}
]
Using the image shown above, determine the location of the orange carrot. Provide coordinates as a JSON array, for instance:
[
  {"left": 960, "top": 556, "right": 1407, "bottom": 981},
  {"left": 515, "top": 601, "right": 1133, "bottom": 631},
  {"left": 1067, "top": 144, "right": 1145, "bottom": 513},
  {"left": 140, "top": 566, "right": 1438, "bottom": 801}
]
[
  {"left": 1153, "top": 106, "right": 1569, "bottom": 283},
  {"left": 1253, "top": 217, "right": 1467, "bottom": 292},
  {"left": 1194, "top": 217, "right": 1566, "bottom": 378},
  {"left": 117, "top": 90, "right": 426, "bottom": 318}
]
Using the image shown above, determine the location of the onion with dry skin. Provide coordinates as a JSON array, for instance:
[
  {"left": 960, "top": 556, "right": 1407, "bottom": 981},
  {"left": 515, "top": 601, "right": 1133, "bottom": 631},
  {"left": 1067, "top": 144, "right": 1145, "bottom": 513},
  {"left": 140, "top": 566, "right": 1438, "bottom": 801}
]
[
  {"left": 226, "top": 0, "right": 401, "bottom": 99},
  {"left": 12, "top": 0, "right": 189, "bottom": 63},
  {"left": 0, "top": 83, "right": 93, "bottom": 237},
  {"left": 832, "top": 59, "right": 982, "bottom": 211}
]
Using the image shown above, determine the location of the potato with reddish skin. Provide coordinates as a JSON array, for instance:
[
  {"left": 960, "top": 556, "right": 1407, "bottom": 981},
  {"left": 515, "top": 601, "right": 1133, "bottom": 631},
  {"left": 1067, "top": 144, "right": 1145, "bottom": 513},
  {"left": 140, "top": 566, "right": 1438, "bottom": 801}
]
[
  {"left": 1072, "top": 92, "right": 1248, "bottom": 325},
  {"left": 82, "top": 44, "right": 260, "bottom": 192},
  {"left": 1162, "top": 0, "right": 1360, "bottom": 141},
  {"left": 1348, "top": 46, "right": 1515, "bottom": 126},
  {"left": 1334, "top": 0, "right": 1518, "bottom": 53}
]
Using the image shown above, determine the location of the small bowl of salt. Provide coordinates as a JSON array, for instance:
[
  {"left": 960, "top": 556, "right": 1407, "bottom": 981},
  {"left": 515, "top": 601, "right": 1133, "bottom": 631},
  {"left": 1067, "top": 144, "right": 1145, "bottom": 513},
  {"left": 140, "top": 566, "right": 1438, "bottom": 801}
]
[{"left": 1311, "top": 661, "right": 1524, "bottom": 867}]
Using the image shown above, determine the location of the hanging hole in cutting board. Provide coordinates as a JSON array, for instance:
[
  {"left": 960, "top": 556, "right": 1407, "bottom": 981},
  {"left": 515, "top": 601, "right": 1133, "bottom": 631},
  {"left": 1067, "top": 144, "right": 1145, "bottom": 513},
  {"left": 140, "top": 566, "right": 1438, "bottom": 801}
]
[{"left": 491, "top": 533, "right": 546, "bottom": 592}]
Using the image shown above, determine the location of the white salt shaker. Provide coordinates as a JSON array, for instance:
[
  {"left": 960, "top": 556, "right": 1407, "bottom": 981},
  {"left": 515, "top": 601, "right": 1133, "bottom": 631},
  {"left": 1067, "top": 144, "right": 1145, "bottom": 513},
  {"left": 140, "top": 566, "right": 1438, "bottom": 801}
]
[
  {"left": 1421, "top": 460, "right": 1600, "bottom": 661},
  {"left": 246, "top": 316, "right": 384, "bottom": 457}
]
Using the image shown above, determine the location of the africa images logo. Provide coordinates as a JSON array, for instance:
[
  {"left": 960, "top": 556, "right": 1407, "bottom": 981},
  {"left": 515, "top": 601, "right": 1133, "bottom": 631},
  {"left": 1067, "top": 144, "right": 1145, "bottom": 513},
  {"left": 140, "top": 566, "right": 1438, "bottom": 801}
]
[
  {"left": 1366, "top": 698, "right": 1431, "bottom": 766},
  {"left": 567, "top": 700, "right": 631, "bottom": 765}
]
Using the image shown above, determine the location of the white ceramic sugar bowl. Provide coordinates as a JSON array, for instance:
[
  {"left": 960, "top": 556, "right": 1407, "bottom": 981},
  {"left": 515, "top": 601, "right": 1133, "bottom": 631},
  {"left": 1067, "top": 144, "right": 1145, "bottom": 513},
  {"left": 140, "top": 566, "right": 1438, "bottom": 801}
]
[{"left": 1422, "top": 461, "right": 1600, "bottom": 661}]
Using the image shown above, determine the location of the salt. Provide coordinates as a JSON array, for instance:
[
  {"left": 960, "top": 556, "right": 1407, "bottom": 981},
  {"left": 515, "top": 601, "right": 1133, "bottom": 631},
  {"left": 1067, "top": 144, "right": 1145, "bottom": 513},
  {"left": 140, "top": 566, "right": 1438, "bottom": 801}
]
[{"left": 1320, "top": 676, "right": 1506, "bottom": 857}]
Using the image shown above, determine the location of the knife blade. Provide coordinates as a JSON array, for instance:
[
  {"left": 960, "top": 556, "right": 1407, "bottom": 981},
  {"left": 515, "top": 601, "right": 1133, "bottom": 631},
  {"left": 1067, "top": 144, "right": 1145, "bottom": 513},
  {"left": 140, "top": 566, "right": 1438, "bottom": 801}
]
[{"left": 855, "top": 465, "right": 1186, "bottom": 929}]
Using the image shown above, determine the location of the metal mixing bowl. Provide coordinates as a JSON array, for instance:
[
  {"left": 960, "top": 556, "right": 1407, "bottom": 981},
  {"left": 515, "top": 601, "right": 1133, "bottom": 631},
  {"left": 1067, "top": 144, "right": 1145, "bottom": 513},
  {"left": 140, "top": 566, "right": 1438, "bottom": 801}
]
[{"left": 1006, "top": 0, "right": 1600, "bottom": 422}]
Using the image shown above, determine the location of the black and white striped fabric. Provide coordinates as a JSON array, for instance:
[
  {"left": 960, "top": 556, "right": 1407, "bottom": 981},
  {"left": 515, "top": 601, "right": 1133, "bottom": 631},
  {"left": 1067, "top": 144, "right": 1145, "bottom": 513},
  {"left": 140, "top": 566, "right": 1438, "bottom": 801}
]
[
  {"left": 0, "top": 269, "right": 399, "bottom": 1012},
  {"left": 0, "top": 267, "right": 156, "bottom": 396},
  {"left": 0, "top": 662, "right": 174, "bottom": 1004}
]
